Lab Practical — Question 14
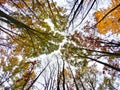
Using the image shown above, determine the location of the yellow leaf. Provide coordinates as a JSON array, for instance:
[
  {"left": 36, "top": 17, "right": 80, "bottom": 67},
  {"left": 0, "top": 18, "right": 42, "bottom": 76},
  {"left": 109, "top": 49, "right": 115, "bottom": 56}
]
[{"left": 94, "top": 0, "right": 120, "bottom": 34}]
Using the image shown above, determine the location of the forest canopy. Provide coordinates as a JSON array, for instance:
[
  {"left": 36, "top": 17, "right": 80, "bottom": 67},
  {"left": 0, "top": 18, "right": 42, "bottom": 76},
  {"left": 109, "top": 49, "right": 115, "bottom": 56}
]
[{"left": 0, "top": 0, "right": 120, "bottom": 90}]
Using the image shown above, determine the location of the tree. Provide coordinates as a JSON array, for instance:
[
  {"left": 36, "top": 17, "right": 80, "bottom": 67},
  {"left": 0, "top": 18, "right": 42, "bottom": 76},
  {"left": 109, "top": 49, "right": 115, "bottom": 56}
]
[
  {"left": 60, "top": 0, "right": 120, "bottom": 89},
  {"left": 0, "top": 0, "right": 67, "bottom": 89}
]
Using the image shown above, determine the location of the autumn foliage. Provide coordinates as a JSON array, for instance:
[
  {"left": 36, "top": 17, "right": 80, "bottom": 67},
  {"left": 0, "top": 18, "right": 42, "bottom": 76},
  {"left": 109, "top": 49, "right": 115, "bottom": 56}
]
[
  {"left": 0, "top": 0, "right": 120, "bottom": 90},
  {"left": 0, "top": 0, "right": 8, "bottom": 4},
  {"left": 94, "top": 0, "right": 120, "bottom": 34}
]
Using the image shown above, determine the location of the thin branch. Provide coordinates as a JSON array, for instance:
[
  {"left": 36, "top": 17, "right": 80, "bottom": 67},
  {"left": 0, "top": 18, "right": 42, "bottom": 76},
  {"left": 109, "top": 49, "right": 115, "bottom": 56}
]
[
  {"left": 56, "top": 56, "right": 60, "bottom": 90},
  {"left": 22, "top": 64, "right": 34, "bottom": 90},
  {"left": 62, "top": 59, "right": 65, "bottom": 90},
  {"left": 0, "top": 10, "right": 45, "bottom": 35},
  {"left": 68, "top": 62, "right": 79, "bottom": 90},
  {"left": 20, "top": 0, "right": 40, "bottom": 20},
  {"left": 0, "top": 25, "right": 24, "bottom": 38},
  {"left": 92, "top": 3, "right": 120, "bottom": 28},
  {"left": 79, "top": 77, "right": 86, "bottom": 90},
  {"left": 69, "top": 0, "right": 84, "bottom": 26},
  {"left": 10, "top": 0, "right": 27, "bottom": 15},
  {"left": 46, "top": 0, "right": 55, "bottom": 17},
  {"left": 26, "top": 62, "right": 50, "bottom": 90},
  {"left": 76, "top": 0, "right": 96, "bottom": 27},
  {"left": 72, "top": 46, "right": 120, "bottom": 57},
  {"left": 79, "top": 55, "right": 120, "bottom": 71},
  {"left": 68, "top": 0, "right": 78, "bottom": 18}
]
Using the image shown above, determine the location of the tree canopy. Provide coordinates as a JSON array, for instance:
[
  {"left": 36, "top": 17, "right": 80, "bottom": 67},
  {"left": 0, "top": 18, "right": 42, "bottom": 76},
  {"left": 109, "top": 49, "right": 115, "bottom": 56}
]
[{"left": 0, "top": 0, "right": 120, "bottom": 90}]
